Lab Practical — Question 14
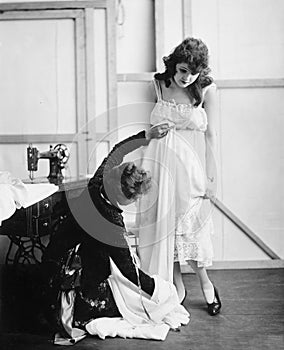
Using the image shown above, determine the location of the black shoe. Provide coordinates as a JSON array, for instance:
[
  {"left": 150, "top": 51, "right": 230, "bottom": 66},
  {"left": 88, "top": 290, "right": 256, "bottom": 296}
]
[
  {"left": 207, "top": 286, "right": 221, "bottom": 316},
  {"left": 181, "top": 289, "right": 187, "bottom": 305}
]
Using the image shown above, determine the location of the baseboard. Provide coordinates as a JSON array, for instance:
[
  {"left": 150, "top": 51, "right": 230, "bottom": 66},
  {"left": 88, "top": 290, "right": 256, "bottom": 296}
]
[
  {"left": 0, "top": 260, "right": 283, "bottom": 276},
  {"left": 181, "top": 259, "right": 284, "bottom": 273}
]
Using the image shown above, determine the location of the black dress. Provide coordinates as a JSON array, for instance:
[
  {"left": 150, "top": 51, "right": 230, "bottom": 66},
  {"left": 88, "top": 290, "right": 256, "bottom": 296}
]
[{"left": 41, "top": 131, "right": 155, "bottom": 330}]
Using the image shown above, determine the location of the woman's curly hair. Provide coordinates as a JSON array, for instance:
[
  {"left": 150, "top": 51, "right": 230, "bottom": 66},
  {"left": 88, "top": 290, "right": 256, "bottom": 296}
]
[
  {"left": 154, "top": 37, "right": 213, "bottom": 106},
  {"left": 120, "top": 162, "right": 151, "bottom": 200}
]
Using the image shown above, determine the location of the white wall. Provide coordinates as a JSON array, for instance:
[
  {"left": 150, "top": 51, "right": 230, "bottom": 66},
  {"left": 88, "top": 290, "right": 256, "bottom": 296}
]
[
  {"left": 191, "top": 0, "right": 284, "bottom": 79},
  {"left": 191, "top": 0, "right": 284, "bottom": 261},
  {"left": 116, "top": 0, "right": 155, "bottom": 140},
  {"left": 0, "top": 0, "right": 283, "bottom": 263},
  {"left": 0, "top": 0, "right": 113, "bottom": 262},
  {"left": 116, "top": 0, "right": 284, "bottom": 262}
]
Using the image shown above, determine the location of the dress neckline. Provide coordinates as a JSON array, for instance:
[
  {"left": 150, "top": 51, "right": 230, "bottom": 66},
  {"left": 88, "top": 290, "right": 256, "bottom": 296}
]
[
  {"left": 158, "top": 98, "right": 194, "bottom": 108},
  {"left": 153, "top": 79, "right": 194, "bottom": 107}
]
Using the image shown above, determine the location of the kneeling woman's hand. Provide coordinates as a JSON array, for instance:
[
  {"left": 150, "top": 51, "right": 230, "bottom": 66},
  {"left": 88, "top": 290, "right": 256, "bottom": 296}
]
[{"left": 146, "top": 123, "right": 171, "bottom": 140}]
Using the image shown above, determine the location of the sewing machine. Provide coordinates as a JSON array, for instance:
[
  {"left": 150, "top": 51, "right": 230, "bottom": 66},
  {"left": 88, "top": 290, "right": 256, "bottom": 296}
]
[{"left": 27, "top": 144, "right": 70, "bottom": 181}]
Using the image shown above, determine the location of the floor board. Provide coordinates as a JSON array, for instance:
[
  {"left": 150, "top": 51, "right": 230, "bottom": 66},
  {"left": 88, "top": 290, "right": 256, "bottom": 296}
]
[{"left": 0, "top": 268, "right": 283, "bottom": 350}]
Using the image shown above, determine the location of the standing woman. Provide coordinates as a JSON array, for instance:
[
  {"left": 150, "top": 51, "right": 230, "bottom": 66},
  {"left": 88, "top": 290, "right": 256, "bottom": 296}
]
[{"left": 137, "top": 37, "right": 221, "bottom": 316}]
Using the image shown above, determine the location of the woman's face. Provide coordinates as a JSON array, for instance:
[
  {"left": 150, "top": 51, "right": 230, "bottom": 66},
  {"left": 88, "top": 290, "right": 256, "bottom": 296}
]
[{"left": 173, "top": 63, "right": 200, "bottom": 88}]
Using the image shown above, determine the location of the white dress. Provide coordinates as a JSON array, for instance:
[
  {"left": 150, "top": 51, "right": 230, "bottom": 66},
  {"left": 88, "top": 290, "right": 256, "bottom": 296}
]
[{"left": 137, "top": 79, "right": 215, "bottom": 282}]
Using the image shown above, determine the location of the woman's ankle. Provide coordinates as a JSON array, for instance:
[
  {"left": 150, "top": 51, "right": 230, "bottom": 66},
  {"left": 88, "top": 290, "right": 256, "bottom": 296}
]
[
  {"left": 201, "top": 282, "right": 214, "bottom": 304},
  {"left": 176, "top": 286, "right": 186, "bottom": 303}
]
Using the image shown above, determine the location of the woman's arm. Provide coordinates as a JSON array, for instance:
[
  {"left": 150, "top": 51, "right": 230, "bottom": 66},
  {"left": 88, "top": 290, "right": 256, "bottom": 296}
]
[
  {"left": 109, "top": 246, "right": 155, "bottom": 296},
  {"left": 204, "top": 84, "right": 218, "bottom": 198},
  {"left": 88, "top": 131, "right": 150, "bottom": 192}
]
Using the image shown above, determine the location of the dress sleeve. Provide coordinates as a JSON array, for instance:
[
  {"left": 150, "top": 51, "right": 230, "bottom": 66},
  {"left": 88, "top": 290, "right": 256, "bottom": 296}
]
[
  {"left": 108, "top": 246, "right": 155, "bottom": 296},
  {"left": 88, "top": 131, "right": 149, "bottom": 190}
]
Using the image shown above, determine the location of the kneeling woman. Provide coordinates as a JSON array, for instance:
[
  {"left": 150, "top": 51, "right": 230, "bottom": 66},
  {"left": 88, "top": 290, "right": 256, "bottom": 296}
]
[{"left": 42, "top": 125, "right": 189, "bottom": 344}]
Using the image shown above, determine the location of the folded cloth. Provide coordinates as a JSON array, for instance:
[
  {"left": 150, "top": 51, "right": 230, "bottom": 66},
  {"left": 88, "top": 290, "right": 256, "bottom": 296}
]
[
  {"left": 54, "top": 257, "right": 190, "bottom": 345},
  {"left": 102, "top": 258, "right": 190, "bottom": 339},
  {"left": 108, "top": 257, "right": 190, "bottom": 324},
  {"left": 20, "top": 184, "right": 58, "bottom": 208},
  {"left": 0, "top": 185, "right": 19, "bottom": 225},
  {"left": 54, "top": 291, "right": 87, "bottom": 345},
  {"left": 0, "top": 171, "right": 58, "bottom": 225}
]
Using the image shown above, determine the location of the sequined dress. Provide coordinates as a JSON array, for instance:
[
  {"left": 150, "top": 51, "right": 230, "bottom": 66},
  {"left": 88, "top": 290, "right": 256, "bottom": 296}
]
[{"left": 137, "top": 79, "right": 215, "bottom": 282}]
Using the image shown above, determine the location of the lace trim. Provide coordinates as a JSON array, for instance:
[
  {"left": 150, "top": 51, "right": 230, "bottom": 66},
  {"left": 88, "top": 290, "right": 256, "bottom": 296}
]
[
  {"left": 160, "top": 98, "right": 193, "bottom": 110},
  {"left": 174, "top": 241, "right": 213, "bottom": 267},
  {"left": 151, "top": 100, "right": 207, "bottom": 132},
  {"left": 174, "top": 208, "right": 214, "bottom": 267},
  {"left": 175, "top": 201, "right": 214, "bottom": 238}
]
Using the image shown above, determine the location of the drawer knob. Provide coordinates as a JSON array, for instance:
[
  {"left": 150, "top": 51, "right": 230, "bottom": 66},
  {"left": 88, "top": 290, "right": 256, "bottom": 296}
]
[
  {"left": 43, "top": 222, "right": 48, "bottom": 227},
  {"left": 44, "top": 203, "right": 49, "bottom": 209}
]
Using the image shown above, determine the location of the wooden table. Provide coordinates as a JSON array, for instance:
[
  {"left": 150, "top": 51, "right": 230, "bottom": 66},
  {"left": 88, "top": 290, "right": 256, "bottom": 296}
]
[{"left": 0, "top": 176, "right": 88, "bottom": 264}]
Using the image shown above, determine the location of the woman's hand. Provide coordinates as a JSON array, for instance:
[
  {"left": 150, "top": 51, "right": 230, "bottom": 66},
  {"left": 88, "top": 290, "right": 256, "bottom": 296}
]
[{"left": 146, "top": 123, "right": 171, "bottom": 140}]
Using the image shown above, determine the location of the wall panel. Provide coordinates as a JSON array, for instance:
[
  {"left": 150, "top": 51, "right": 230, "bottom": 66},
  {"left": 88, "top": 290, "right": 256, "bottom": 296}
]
[
  {"left": 220, "top": 87, "right": 284, "bottom": 258},
  {"left": 0, "top": 19, "right": 76, "bottom": 135},
  {"left": 116, "top": 0, "right": 155, "bottom": 73},
  {"left": 217, "top": 0, "right": 284, "bottom": 79},
  {"left": 0, "top": 1, "right": 117, "bottom": 262},
  {"left": 93, "top": 9, "right": 108, "bottom": 131}
]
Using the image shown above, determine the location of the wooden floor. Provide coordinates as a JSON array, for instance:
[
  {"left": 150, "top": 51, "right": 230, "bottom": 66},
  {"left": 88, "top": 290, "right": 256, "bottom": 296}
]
[{"left": 0, "top": 268, "right": 284, "bottom": 350}]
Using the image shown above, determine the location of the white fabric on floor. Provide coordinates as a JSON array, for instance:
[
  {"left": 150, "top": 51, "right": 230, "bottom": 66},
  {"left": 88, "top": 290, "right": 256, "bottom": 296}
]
[
  {"left": 86, "top": 317, "right": 170, "bottom": 341},
  {"left": 54, "top": 257, "right": 189, "bottom": 344},
  {"left": 86, "top": 257, "right": 189, "bottom": 340}
]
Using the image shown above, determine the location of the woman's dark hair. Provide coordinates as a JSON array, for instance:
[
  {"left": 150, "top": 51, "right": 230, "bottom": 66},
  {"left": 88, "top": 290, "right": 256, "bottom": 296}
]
[
  {"left": 120, "top": 162, "right": 151, "bottom": 200},
  {"left": 154, "top": 37, "right": 213, "bottom": 106}
]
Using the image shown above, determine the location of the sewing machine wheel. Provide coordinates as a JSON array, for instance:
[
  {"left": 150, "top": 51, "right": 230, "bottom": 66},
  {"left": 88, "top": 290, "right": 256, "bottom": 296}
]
[{"left": 54, "top": 144, "right": 70, "bottom": 168}]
